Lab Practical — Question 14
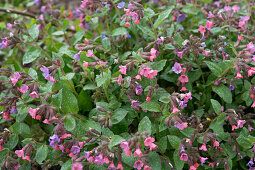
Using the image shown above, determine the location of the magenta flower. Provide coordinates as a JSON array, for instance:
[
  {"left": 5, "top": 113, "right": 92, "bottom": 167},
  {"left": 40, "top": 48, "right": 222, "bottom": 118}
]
[
  {"left": 175, "top": 121, "right": 188, "bottom": 130},
  {"left": 133, "top": 147, "right": 143, "bottom": 157},
  {"left": 28, "top": 108, "right": 39, "bottom": 119},
  {"left": 205, "top": 21, "right": 214, "bottom": 30},
  {"left": 117, "top": 74, "right": 123, "bottom": 86},
  {"left": 29, "top": 91, "right": 39, "bottom": 99},
  {"left": 172, "top": 62, "right": 182, "bottom": 74},
  {"left": 0, "top": 38, "right": 8, "bottom": 49},
  {"left": 199, "top": 25, "right": 206, "bottom": 35},
  {"left": 144, "top": 137, "right": 157, "bottom": 151},
  {"left": 200, "top": 157, "right": 208, "bottom": 166},
  {"left": 71, "top": 145, "right": 80, "bottom": 154},
  {"left": 133, "top": 160, "right": 144, "bottom": 170},
  {"left": 10, "top": 72, "right": 21, "bottom": 85},
  {"left": 135, "top": 84, "right": 143, "bottom": 95},
  {"left": 203, "top": 50, "right": 210, "bottom": 56},
  {"left": 180, "top": 153, "right": 188, "bottom": 161},
  {"left": 72, "top": 163, "right": 83, "bottom": 170},
  {"left": 143, "top": 165, "right": 152, "bottom": 170},
  {"left": 86, "top": 50, "right": 93, "bottom": 57},
  {"left": 119, "top": 65, "right": 127, "bottom": 75},
  {"left": 15, "top": 149, "right": 24, "bottom": 158},
  {"left": 83, "top": 61, "right": 89, "bottom": 69},
  {"left": 116, "top": 162, "right": 124, "bottom": 170},
  {"left": 94, "top": 154, "right": 104, "bottom": 165},
  {"left": 213, "top": 140, "right": 220, "bottom": 147},
  {"left": 199, "top": 144, "right": 207, "bottom": 151},
  {"left": 108, "top": 161, "right": 116, "bottom": 170}
]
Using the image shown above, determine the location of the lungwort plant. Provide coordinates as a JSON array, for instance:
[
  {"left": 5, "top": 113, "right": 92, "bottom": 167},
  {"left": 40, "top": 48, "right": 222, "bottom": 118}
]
[{"left": 0, "top": 0, "right": 255, "bottom": 169}]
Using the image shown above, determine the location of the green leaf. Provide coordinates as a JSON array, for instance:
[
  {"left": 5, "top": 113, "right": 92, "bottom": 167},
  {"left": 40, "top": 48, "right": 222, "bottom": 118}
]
[
  {"left": 5, "top": 134, "right": 18, "bottom": 149},
  {"left": 52, "top": 31, "right": 64, "bottom": 36},
  {"left": 112, "top": 27, "right": 128, "bottom": 36},
  {"left": 144, "top": 8, "right": 155, "bottom": 19},
  {"left": 210, "top": 99, "right": 221, "bottom": 115},
  {"left": 61, "top": 88, "right": 79, "bottom": 114},
  {"left": 0, "top": 149, "right": 8, "bottom": 163},
  {"left": 182, "top": 5, "right": 199, "bottom": 15},
  {"left": 149, "top": 60, "right": 167, "bottom": 72},
  {"left": 83, "top": 83, "right": 97, "bottom": 90},
  {"left": 10, "top": 122, "right": 30, "bottom": 135},
  {"left": 154, "top": 6, "right": 174, "bottom": 27},
  {"left": 138, "top": 116, "right": 152, "bottom": 135},
  {"left": 136, "top": 24, "right": 156, "bottom": 39},
  {"left": 147, "top": 152, "right": 162, "bottom": 170},
  {"left": 158, "top": 136, "right": 167, "bottom": 152},
  {"left": 140, "top": 101, "right": 160, "bottom": 112},
  {"left": 95, "top": 70, "right": 111, "bottom": 87},
  {"left": 29, "top": 24, "right": 39, "bottom": 40},
  {"left": 72, "top": 30, "right": 85, "bottom": 44},
  {"left": 102, "top": 37, "right": 111, "bottom": 51},
  {"left": 237, "top": 135, "right": 251, "bottom": 149},
  {"left": 173, "top": 149, "right": 184, "bottom": 170},
  {"left": 95, "top": 5, "right": 109, "bottom": 17},
  {"left": 63, "top": 114, "right": 76, "bottom": 131},
  {"left": 61, "top": 160, "right": 72, "bottom": 170},
  {"left": 28, "top": 68, "right": 38, "bottom": 80},
  {"left": 204, "top": 61, "right": 222, "bottom": 77},
  {"left": 168, "top": 135, "right": 181, "bottom": 149},
  {"left": 23, "top": 46, "right": 41, "bottom": 64},
  {"left": 212, "top": 84, "right": 232, "bottom": 103},
  {"left": 35, "top": 145, "right": 48, "bottom": 164},
  {"left": 16, "top": 107, "right": 28, "bottom": 122},
  {"left": 202, "top": 0, "right": 212, "bottom": 3},
  {"left": 112, "top": 108, "right": 128, "bottom": 124},
  {"left": 60, "top": 73, "right": 75, "bottom": 80},
  {"left": 109, "top": 135, "right": 125, "bottom": 149}
]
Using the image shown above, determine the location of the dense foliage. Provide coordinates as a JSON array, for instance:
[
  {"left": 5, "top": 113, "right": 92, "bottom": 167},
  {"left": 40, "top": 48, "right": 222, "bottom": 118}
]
[{"left": 0, "top": 0, "right": 255, "bottom": 169}]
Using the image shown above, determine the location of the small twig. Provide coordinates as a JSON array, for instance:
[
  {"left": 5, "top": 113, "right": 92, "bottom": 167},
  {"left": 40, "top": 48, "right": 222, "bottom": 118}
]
[{"left": 0, "top": 7, "right": 36, "bottom": 18}]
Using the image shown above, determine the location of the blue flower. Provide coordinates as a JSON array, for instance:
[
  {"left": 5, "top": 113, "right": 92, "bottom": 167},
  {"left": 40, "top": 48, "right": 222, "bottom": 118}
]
[{"left": 117, "top": 1, "right": 125, "bottom": 8}]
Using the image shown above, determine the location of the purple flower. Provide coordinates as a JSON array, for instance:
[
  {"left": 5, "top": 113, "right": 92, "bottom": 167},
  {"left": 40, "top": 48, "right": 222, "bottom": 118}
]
[
  {"left": 34, "top": 0, "right": 41, "bottom": 6},
  {"left": 10, "top": 72, "right": 21, "bottom": 85},
  {"left": 247, "top": 161, "right": 254, "bottom": 167},
  {"left": 73, "top": 53, "right": 80, "bottom": 60},
  {"left": 94, "top": 154, "right": 104, "bottom": 165},
  {"left": 135, "top": 84, "right": 143, "bottom": 95},
  {"left": 71, "top": 145, "right": 80, "bottom": 154},
  {"left": 126, "top": 34, "right": 131, "bottom": 39},
  {"left": 41, "top": 6, "right": 47, "bottom": 13},
  {"left": 101, "top": 34, "right": 106, "bottom": 39},
  {"left": 177, "top": 14, "right": 187, "bottom": 22},
  {"left": 84, "top": 151, "right": 92, "bottom": 159},
  {"left": 10, "top": 107, "right": 18, "bottom": 114},
  {"left": 0, "top": 38, "right": 8, "bottom": 49},
  {"left": 172, "top": 62, "right": 182, "bottom": 74},
  {"left": 19, "top": 85, "right": 29, "bottom": 94},
  {"left": 229, "top": 84, "right": 235, "bottom": 91},
  {"left": 49, "top": 134, "right": 60, "bottom": 147},
  {"left": 40, "top": 65, "right": 50, "bottom": 78},
  {"left": 117, "top": 1, "right": 125, "bottom": 8}
]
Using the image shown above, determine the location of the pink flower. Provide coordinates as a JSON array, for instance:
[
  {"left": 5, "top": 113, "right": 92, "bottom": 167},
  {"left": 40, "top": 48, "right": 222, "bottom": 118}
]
[
  {"left": 180, "top": 153, "right": 188, "bottom": 161},
  {"left": 144, "top": 165, "right": 152, "bottom": 170},
  {"left": 235, "top": 72, "right": 243, "bottom": 79},
  {"left": 46, "top": 76, "right": 56, "bottom": 83},
  {"left": 172, "top": 106, "right": 180, "bottom": 114},
  {"left": 29, "top": 91, "right": 39, "bottom": 99},
  {"left": 232, "top": 124, "right": 238, "bottom": 131},
  {"left": 175, "top": 121, "right": 188, "bottom": 130},
  {"left": 83, "top": 61, "right": 89, "bottom": 69},
  {"left": 86, "top": 50, "right": 93, "bottom": 57},
  {"left": 134, "top": 74, "right": 142, "bottom": 81},
  {"left": 203, "top": 50, "right": 210, "bottom": 56},
  {"left": 237, "top": 119, "right": 246, "bottom": 128},
  {"left": 15, "top": 149, "right": 24, "bottom": 158},
  {"left": 7, "top": 23, "right": 13, "bottom": 30},
  {"left": 60, "top": 133, "right": 71, "bottom": 139},
  {"left": 180, "top": 86, "right": 187, "bottom": 92},
  {"left": 120, "top": 141, "right": 130, "bottom": 151},
  {"left": 3, "top": 112, "right": 11, "bottom": 120},
  {"left": 117, "top": 74, "right": 123, "bottom": 86},
  {"left": 124, "top": 8, "right": 131, "bottom": 15},
  {"left": 178, "top": 75, "right": 189, "bottom": 84},
  {"left": 43, "top": 119, "right": 50, "bottom": 124},
  {"left": 108, "top": 161, "right": 116, "bottom": 170},
  {"left": 146, "top": 96, "right": 151, "bottom": 102},
  {"left": 29, "top": 108, "right": 39, "bottom": 119},
  {"left": 35, "top": 114, "right": 41, "bottom": 120},
  {"left": 144, "top": 137, "right": 157, "bottom": 151},
  {"left": 10, "top": 72, "right": 21, "bottom": 85},
  {"left": 200, "top": 157, "right": 208, "bottom": 166},
  {"left": 209, "top": 162, "right": 215, "bottom": 168},
  {"left": 23, "top": 155, "right": 31, "bottom": 162},
  {"left": 199, "top": 25, "right": 206, "bottom": 35},
  {"left": 87, "top": 156, "right": 94, "bottom": 164},
  {"left": 134, "top": 19, "right": 139, "bottom": 24},
  {"left": 205, "top": 21, "right": 214, "bottom": 30},
  {"left": 177, "top": 51, "right": 184, "bottom": 58},
  {"left": 248, "top": 125, "right": 254, "bottom": 132},
  {"left": 119, "top": 65, "right": 127, "bottom": 75},
  {"left": 103, "top": 156, "right": 109, "bottom": 164},
  {"left": 248, "top": 68, "right": 255, "bottom": 77},
  {"left": 232, "top": 5, "right": 240, "bottom": 12},
  {"left": 199, "top": 144, "right": 207, "bottom": 151},
  {"left": 134, "top": 147, "right": 143, "bottom": 157},
  {"left": 125, "top": 22, "right": 131, "bottom": 27},
  {"left": 172, "top": 62, "right": 182, "bottom": 74},
  {"left": 207, "top": 11, "right": 214, "bottom": 18},
  {"left": 18, "top": 85, "right": 29, "bottom": 94},
  {"left": 149, "top": 48, "right": 158, "bottom": 62},
  {"left": 124, "top": 149, "right": 132, "bottom": 157},
  {"left": 213, "top": 140, "right": 220, "bottom": 147},
  {"left": 238, "top": 35, "right": 243, "bottom": 41},
  {"left": 13, "top": 164, "right": 20, "bottom": 170},
  {"left": 116, "top": 162, "right": 124, "bottom": 170},
  {"left": 72, "top": 163, "right": 83, "bottom": 170},
  {"left": 239, "top": 21, "right": 245, "bottom": 29},
  {"left": 133, "top": 160, "right": 144, "bottom": 170},
  {"left": 146, "top": 70, "right": 157, "bottom": 79},
  {"left": 189, "top": 165, "right": 197, "bottom": 170}
]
